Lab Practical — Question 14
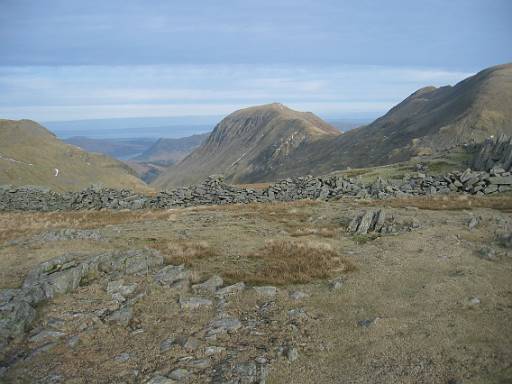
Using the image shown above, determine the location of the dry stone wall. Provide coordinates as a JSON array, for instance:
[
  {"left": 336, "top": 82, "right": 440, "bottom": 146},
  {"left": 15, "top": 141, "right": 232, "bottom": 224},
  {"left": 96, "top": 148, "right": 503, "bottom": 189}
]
[{"left": 1, "top": 168, "right": 512, "bottom": 212}]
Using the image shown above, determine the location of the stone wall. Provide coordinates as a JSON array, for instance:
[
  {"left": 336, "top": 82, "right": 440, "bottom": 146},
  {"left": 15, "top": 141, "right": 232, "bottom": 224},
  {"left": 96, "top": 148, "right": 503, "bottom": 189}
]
[{"left": 1, "top": 169, "right": 512, "bottom": 212}]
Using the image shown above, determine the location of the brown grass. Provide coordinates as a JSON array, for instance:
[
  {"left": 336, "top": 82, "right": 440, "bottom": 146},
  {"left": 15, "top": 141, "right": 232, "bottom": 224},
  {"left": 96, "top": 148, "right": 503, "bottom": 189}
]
[
  {"left": 366, "top": 194, "right": 512, "bottom": 211},
  {"left": 224, "top": 239, "right": 355, "bottom": 285},
  {"left": 290, "top": 226, "right": 338, "bottom": 238},
  {"left": 0, "top": 210, "right": 178, "bottom": 242},
  {"left": 148, "top": 240, "right": 217, "bottom": 266}
]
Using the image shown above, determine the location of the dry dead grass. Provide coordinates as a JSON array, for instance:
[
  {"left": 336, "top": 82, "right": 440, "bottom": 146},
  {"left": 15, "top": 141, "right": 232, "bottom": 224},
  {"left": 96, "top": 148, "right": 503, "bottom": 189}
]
[
  {"left": 148, "top": 240, "right": 217, "bottom": 266},
  {"left": 290, "top": 226, "right": 338, "bottom": 238},
  {"left": 224, "top": 239, "right": 354, "bottom": 285},
  {"left": 366, "top": 194, "right": 512, "bottom": 211},
  {"left": 0, "top": 210, "right": 178, "bottom": 242},
  {"left": 235, "top": 182, "right": 273, "bottom": 190}
]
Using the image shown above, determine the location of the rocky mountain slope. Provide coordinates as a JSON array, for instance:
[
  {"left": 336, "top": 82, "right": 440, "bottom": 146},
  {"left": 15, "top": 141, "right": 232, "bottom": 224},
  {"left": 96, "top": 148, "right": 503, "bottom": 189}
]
[
  {"left": 280, "top": 63, "right": 512, "bottom": 176},
  {"left": 154, "top": 64, "right": 512, "bottom": 188},
  {"left": 0, "top": 119, "right": 149, "bottom": 191},
  {"left": 153, "top": 103, "right": 341, "bottom": 187}
]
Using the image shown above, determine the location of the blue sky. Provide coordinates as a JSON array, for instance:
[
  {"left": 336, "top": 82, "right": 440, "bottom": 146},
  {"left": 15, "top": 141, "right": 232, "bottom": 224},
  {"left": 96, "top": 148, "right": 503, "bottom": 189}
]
[{"left": 0, "top": 0, "right": 510, "bottom": 122}]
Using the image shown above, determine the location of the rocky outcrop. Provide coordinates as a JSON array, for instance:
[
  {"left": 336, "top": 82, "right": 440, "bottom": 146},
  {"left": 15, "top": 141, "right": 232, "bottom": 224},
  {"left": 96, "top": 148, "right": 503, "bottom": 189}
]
[
  {"left": 0, "top": 249, "right": 163, "bottom": 353},
  {"left": 1, "top": 167, "right": 512, "bottom": 212},
  {"left": 347, "top": 209, "right": 420, "bottom": 235},
  {"left": 472, "top": 134, "right": 512, "bottom": 172}
]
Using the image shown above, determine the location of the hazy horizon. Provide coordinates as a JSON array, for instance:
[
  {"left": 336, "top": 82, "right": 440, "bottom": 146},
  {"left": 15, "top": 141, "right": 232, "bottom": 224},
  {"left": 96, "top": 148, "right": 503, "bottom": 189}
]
[{"left": 44, "top": 114, "right": 375, "bottom": 139}]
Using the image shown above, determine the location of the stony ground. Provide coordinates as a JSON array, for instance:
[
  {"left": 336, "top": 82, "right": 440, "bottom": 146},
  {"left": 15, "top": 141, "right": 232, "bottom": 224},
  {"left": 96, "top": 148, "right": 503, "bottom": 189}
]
[{"left": 0, "top": 194, "right": 511, "bottom": 383}]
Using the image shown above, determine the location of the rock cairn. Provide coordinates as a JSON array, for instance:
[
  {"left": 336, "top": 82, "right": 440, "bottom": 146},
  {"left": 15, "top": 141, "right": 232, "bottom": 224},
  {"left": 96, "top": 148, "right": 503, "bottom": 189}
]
[{"left": 1, "top": 168, "right": 512, "bottom": 212}]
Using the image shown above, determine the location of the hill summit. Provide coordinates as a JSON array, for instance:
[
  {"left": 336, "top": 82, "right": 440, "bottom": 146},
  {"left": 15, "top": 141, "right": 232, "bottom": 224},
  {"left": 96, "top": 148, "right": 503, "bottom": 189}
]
[{"left": 153, "top": 103, "right": 340, "bottom": 187}]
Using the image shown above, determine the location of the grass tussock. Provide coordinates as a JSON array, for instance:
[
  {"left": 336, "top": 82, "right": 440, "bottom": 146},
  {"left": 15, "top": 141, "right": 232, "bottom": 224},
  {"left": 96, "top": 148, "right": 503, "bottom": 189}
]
[
  {"left": 224, "top": 239, "right": 355, "bottom": 285},
  {"left": 149, "top": 240, "right": 217, "bottom": 266}
]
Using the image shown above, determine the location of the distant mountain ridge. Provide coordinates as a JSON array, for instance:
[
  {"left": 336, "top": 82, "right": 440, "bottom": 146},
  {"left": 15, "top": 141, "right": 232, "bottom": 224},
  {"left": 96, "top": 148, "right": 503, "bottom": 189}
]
[
  {"left": 153, "top": 63, "right": 512, "bottom": 188},
  {"left": 134, "top": 133, "right": 209, "bottom": 165},
  {"left": 0, "top": 119, "right": 149, "bottom": 191}
]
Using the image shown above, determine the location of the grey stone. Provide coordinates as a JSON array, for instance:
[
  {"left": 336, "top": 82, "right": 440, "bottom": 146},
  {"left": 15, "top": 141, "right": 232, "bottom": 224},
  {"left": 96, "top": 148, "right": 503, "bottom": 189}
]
[
  {"left": 107, "top": 280, "right": 138, "bottom": 296},
  {"left": 286, "top": 347, "right": 299, "bottom": 362},
  {"left": 186, "top": 359, "right": 210, "bottom": 369},
  {"left": 179, "top": 296, "right": 213, "bottom": 310},
  {"left": 160, "top": 337, "right": 176, "bottom": 352},
  {"left": 489, "top": 176, "right": 512, "bottom": 185},
  {"left": 357, "top": 318, "right": 379, "bottom": 327},
  {"left": 478, "top": 247, "right": 497, "bottom": 261},
  {"left": 233, "top": 361, "right": 268, "bottom": 384},
  {"left": 468, "top": 297, "right": 481, "bottom": 306},
  {"left": 0, "top": 291, "right": 37, "bottom": 347},
  {"left": 21, "top": 249, "right": 162, "bottom": 305},
  {"left": 288, "top": 308, "right": 308, "bottom": 320},
  {"left": 114, "top": 352, "right": 130, "bottom": 362},
  {"left": 111, "top": 292, "right": 126, "bottom": 303},
  {"left": 497, "top": 232, "right": 512, "bottom": 248},
  {"left": 216, "top": 282, "right": 246, "bottom": 297},
  {"left": 67, "top": 335, "right": 80, "bottom": 348},
  {"left": 154, "top": 265, "right": 190, "bottom": 286},
  {"left": 356, "top": 211, "right": 377, "bottom": 234},
  {"left": 192, "top": 275, "right": 223, "bottom": 293},
  {"left": 205, "top": 345, "right": 226, "bottom": 356},
  {"left": 169, "top": 368, "right": 189, "bottom": 381},
  {"left": 329, "top": 277, "right": 344, "bottom": 290},
  {"left": 29, "top": 330, "right": 65, "bottom": 343},
  {"left": 207, "top": 317, "right": 242, "bottom": 335},
  {"left": 253, "top": 286, "right": 277, "bottom": 298},
  {"left": 175, "top": 335, "right": 200, "bottom": 351},
  {"left": 484, "top": 184, "right": 498, "bottom": 194},
  {"left": 467, "top": 216, "right": 479, "bottom": 230},
  {"left": 106, "top": 306, "right": 133, "bottom": 326},
  {"left": 288, "top": 290, "right": 308, "bottom": 301},
  {"left": 146, "top": 375, "right": 177, "bottom": 384}
]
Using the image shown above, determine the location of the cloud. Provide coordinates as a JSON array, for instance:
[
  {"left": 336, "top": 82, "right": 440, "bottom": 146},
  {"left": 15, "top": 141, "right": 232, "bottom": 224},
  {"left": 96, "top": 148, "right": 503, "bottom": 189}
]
[{"left": 0, "top": 64, "right": 473, "bottom": 121}]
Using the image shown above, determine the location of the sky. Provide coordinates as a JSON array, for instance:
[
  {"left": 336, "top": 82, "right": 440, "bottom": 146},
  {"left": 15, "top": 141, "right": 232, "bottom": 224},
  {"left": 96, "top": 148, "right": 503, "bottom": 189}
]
[{"left": 0, "top": 0, "right": 510, "bottom": 123}]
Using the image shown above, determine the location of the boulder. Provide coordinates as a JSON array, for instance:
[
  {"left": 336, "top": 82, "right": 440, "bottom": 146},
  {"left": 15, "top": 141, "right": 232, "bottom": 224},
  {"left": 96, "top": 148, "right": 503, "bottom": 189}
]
[
  {"left": 154, "top": 265, "right": 190, "bottom": 286},
  {"left": 192, "top": 275, "right": 223, "bottom": 294}
]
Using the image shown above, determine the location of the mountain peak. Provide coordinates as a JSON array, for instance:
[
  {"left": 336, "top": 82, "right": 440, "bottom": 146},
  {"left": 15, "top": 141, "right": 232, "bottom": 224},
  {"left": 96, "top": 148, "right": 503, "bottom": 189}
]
[{"left": 153, "top": 104, "right": 340, "bottom": 187}]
